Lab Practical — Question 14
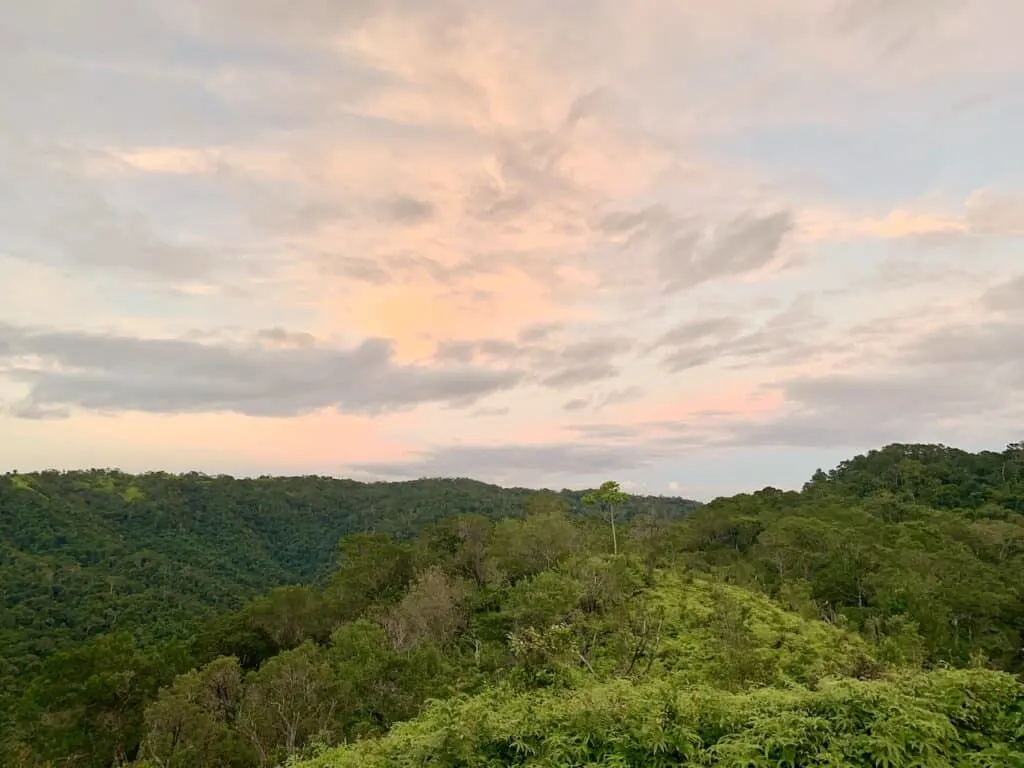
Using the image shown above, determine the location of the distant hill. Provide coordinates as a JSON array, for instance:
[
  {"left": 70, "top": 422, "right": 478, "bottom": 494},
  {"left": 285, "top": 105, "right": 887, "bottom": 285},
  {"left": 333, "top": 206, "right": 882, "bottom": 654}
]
[{"left": 0, "top": 469, "right": 699, "bottom": 689}]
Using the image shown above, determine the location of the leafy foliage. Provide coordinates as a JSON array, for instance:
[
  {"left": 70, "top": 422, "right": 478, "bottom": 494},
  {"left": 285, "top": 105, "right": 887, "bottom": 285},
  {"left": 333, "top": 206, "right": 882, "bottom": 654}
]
[{"left": 294, "top": 668, "right": 1023, "bottom": 767}]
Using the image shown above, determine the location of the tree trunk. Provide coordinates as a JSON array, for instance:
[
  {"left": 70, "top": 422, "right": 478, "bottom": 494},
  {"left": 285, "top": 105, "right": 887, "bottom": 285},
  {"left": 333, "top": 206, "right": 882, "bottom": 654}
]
[{"left": 610, "top": 505, "right": 618, "bottom": 556}]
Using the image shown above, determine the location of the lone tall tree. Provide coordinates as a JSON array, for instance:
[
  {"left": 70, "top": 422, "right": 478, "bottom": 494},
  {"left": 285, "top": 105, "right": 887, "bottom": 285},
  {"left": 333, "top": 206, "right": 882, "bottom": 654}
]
[{"left": 582, "top": 480, "right": 628, "bottom": 556}]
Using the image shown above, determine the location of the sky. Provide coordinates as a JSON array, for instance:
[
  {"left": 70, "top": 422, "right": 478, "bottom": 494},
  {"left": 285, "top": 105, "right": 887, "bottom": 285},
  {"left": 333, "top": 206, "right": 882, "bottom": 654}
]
[{"left": 1, "top": 0, "right": 1023, "bottom": 500}]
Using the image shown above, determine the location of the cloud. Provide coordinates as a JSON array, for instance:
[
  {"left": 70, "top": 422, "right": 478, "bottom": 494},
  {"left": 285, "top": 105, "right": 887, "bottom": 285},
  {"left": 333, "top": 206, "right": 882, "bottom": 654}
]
[
  {"left": 982, "top": 275, "right": 1024, "bottom": 312},
  {"left": 562, "top": 386, "right": 644, "bottom": 414},
  {"left": 432, "top": 298, "right": 1023, "bottom": 476},
  {"left": 804, "top": 187, "right": 1024, "bottom": 245},
  {"left": 0, "top": 133, "right": 224, "bottom": 281},
  {"left": 594, "top": 206, "right": 795, "bottom": 293},
  {"left": 673, "top": 211, "right": 793, "bottom": 289},
  {"left": 463, "top": 132, "right": 576, "bottom": 222},
  {"left": 966, "top": 190, "right": 1024, "bottom": 237},
  {"left": 832, "top": 0, "right": 966, "bottom": 55},
  {"left": 654, "top": 294, "right": 824, "bottom": 373},
  {"left": 429, "top": 331, "right": 637, "bottom": 391},
  {"left": 0, "top": 323, "right": 522, "bottom": 418},
  {"left": 174, "top": 0, "right": 440, "bottom": 47},
  {"left": 713, "top": 310, "right": 1024, "bottom": 449},
  {"left": 541, "top": 362, "right": 619, "bottom": 389},
  {"left": 374, "top": 195, "right": 436, "bottom": 224},
  {"left": 518, "top": 322, "right": 564, "bottom": 344},
  {"left": 351, "top": 440, "right": 668, "bottom": 483},
  {"left": 433, "top": 340, "right": 478, "bottom": 364},
  {"left": 360, "top": 302, "right": 1024, "bottom": 479},
  {"left": 655, "top": 317, "right": 745, "bottom": 347},
  {"left": 254, "top": 327, "right": 317, "bottom": 348},
  {"left": 319, "top": 257, "right": 393, "bottom": 285},
  {"left": 719, "top": 371, "right": 1011, "bottom": 450},
  {"left": 0, "top": 318, "right": 644, "bottom": 422}
]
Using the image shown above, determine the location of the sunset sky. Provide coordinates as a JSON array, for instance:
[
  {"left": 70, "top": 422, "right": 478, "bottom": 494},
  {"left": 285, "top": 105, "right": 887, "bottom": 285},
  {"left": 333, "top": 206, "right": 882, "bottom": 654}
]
[{"left": 2, "top": 0, "right": 1023, "bottom": 499}]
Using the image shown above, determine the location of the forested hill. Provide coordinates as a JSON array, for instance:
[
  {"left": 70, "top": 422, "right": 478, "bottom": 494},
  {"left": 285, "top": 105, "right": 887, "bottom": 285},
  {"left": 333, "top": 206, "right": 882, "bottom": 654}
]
[
  {"left": 0, "top": 469, "right": 698, "bottom": 688},
  {"left": 3, "top": 443, "right": 1024, "bottom": 768},
  {"left": 806, "top": 441, "right": 1024, "bottom": 512}
]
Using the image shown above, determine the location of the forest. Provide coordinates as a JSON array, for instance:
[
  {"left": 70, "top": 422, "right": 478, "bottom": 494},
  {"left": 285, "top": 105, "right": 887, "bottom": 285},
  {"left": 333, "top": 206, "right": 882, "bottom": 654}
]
[{"left": 1, "top": 442, "right": 1022, "bottom": 766}]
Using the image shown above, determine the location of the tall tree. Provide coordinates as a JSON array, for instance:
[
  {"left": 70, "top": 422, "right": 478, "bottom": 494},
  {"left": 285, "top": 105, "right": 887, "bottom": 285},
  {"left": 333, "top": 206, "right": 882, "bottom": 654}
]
[{"left": 583, "top": 481, "right": 628, "bottom": 556}]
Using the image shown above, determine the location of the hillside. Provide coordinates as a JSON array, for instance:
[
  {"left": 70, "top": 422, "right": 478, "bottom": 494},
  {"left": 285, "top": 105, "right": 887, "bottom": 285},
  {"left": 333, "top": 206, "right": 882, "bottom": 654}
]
[
  {"left": 3, "top": 442, "right": 1024, "bottom": 768},
  {"left": 0, "top": 470, "right": 698, "bottom": 692}
]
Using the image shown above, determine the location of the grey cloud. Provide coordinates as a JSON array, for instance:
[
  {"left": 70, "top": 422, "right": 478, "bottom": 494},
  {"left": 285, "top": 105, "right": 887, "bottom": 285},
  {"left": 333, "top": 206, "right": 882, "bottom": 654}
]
[
  {"left": 724, "top": 372, "right": 1006, "bottom": 450},
  {"left": 536, "top": 303, "right": 1021, "bottom": 453},
  {"left": 434, "top": 331, "right": 635, "bottom": 391},
  {"left": 596, "top": 205, "right": 679, "bottom": 237},
  {"left": 374, "top": 195, "right": 436, "bottom": 225},
  {"left": 662, "top": 347, "right": 722, "bottom": 372},
  {"left": 254, "top": 327, "right": 317, "bottom": 348},
  {"left": 461, "top": 94, "right": 592, "bottom": 226},
  {"left": 603, "top": 386, "right": 644, "bottom": 406},
  {"left": 0, "top": 323, "right": 521, "bottom": 418},
  {"left": 832, "top": 0, "right": 964, "bottom": 57},
  {"left": 429, "top": 337, "right": 531, "bottom": 365},
  {"left": 594, "top": 205, "right": 794, "bottom": 293},
  {"left": 347, "top": 416, "right": 715, "bottom": 486},
  {"left": 982, "top": 275, "right": 1024, "bottom": 312},
  {"left": 560, "top": 337, "right": 634, "bottom": 364},
  {"left": 562, "top": 386, "right": 643, "bottom": 413},
  {"left": 0, "top": 133, "right": 226, "bottom": 281},
  {"left": 787, "top": 373, "right": 986, "bottom": 422},
  {"left": 662, "top": 211, "right": 793, "bottom": 291},
  {"left": 713, "top": 314, "right": 1024, "bottom": 449},
  {"left": 262, "top": 193, "right": 433, "bottom": 240},
  {"left": 180, "top": 0, "right": 453, "bottom": 47},
  {"left": 655, "top": 317, "right": 743, "bottom": 347},
  {"left": 433, "top": 340, "right": 477, "bottom": 363},
  {"left": 966, "top": 192, "right": 1024, "bottom": 236},
  {"left": 3, "top": 1, "right": 368, "bottom": 150},
  {"left": 655, "top": 294, "right": 823, "bottom": 373},
  {"left": 5, "top": 400, "right": 71, "bottom": 421},
  {"left": 517, "top": 322, "right": 564, "bottom": 344},
  {"left": 261, "top": 202, "right": 350, "bottom": 233},
  {"left": 317, "top": 252, "right": 487, "bottom": 286},
  {"left": 321, "top": 256, "right": 392, "bottom": 284},
  {"left": 566, "top": 423, "right": 646, "bottom": 441},
  {"left": 351, "top": 440, "right": 664, "bottom": 484},
  {"left": 464, "top": 134, "right": 570, "bottom": 223},
  {"left": 347, "top": 311, "right": 1024, "bottom": 483},
  {"left": 466, "top": 180, "right": 535, "bottom": 222},
  {"left": 541, "top": 361, "right": 619, "bottom": 390},
  {"left": 900, "top": 320, "right": 1024, "bottom": 368},
  {"left": 478, "top": 339, "right": 526, "bottom": 360},
  {"left": 564, "top": 87, "right": 610, "bottom": 128}
]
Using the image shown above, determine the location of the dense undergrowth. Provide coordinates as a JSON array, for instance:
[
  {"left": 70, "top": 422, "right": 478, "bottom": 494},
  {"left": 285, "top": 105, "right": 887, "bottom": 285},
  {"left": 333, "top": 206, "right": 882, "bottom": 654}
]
[{"left": 296, "top": 669, "right": 1023, "bottom": 767}]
